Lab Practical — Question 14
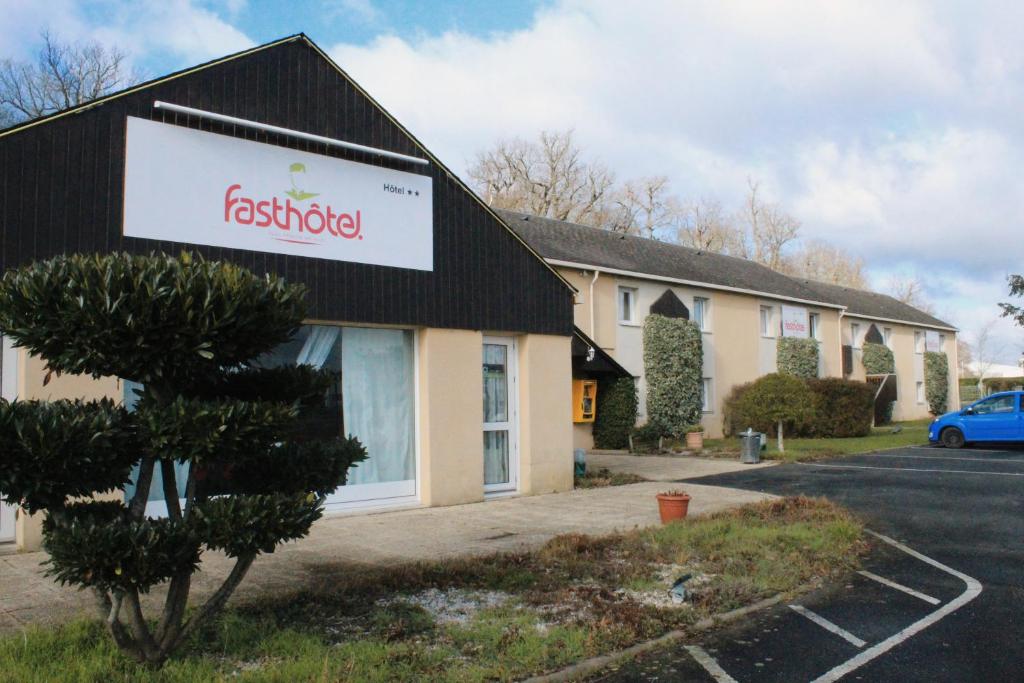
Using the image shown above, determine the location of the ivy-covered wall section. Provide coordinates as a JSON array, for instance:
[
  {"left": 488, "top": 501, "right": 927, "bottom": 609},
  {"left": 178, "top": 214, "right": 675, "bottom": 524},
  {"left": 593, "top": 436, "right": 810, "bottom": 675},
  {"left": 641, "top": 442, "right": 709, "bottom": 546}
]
[
  {"left": 862, "top": 342, "right": 895, "bottom": 375},
  {"left": 924, "top": 351, "right": 949, "bottom": 415},
  {"left": 592, "top": 377, "right": 638, "bottom": 449},
  {"left": 777, "top": 337, "right": 819, "bottom": 379},
  {"left": 643, "top": 314, "right": 703, "bottom": 437}
]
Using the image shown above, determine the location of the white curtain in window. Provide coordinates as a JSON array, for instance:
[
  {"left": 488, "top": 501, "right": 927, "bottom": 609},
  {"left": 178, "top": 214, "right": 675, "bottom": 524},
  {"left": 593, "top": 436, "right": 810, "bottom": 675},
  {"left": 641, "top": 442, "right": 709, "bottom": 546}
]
[
  {"left": 296, "top": 326, "right": 340, "bottom": 368},
  {"left": 341, "top": 328, "right": 415, "bottom": 485}
]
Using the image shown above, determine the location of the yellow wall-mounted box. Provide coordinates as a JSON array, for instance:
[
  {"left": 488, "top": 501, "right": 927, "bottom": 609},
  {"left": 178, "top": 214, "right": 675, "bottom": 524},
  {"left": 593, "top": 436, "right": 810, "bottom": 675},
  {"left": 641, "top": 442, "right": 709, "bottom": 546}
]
[{"left": 572, "top": 379, "right": 597, "bottom": 423}]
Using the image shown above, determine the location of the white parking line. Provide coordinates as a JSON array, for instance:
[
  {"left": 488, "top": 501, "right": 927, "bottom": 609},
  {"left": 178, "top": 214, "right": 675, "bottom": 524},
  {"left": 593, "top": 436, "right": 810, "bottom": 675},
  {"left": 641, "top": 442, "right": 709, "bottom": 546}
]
[
  {"left": 906, "top": 446, "right": 1016, "bottom": 454},
  {"left": 868, "top": 453, "right": 1024, "bottom": 464},
  {"left": 811, "top": 530, "right": 983, "bottom": 683},
  {"left": 857, "top": 570, "right": 941, "bottom": 605},
  {"left": 789, "top": 605, "right": 866, "bottom": 648},
  {"left": 684, "top": 645, "right": 738, "bottom": 683},
  {"left": 796, "top": 461, "right": 1024, "bottom": 477}
]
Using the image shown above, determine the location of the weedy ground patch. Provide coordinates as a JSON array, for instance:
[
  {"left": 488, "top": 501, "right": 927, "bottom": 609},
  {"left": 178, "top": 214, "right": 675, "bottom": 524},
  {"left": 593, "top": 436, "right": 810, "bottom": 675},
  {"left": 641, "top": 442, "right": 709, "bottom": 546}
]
[{"left": 0, "top": 497, "right": 865, "bottom": 682}]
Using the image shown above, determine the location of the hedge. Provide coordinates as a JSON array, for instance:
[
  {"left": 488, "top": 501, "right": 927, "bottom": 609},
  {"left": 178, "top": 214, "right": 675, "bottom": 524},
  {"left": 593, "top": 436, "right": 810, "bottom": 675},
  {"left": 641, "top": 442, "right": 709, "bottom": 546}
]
[
  {"left": 982, "top": 376, "right": 1024, "bottom": 393},
  {"left": 724, "top": 376, "right": 874, "bottom": 438},
  {"left": 862, "top": 342, "right": 895, "bottom": 375},
  {"left": 924, "top": 351, "right": 949, "bottom": 415},
  {"left": 642, "top": 314, "right": 703, "bottom": 437},
  {"left": 777, "top": 337, "right": 819, "bottom": 379},
  {"left": 721, "top": 374, "right": 814, "bottom": 437},
  {"left": 592, "top": 377, "right": 638, "bottom": 449},
  {"left": 807, "top": 378, "right": 874, "bottom": 437}
]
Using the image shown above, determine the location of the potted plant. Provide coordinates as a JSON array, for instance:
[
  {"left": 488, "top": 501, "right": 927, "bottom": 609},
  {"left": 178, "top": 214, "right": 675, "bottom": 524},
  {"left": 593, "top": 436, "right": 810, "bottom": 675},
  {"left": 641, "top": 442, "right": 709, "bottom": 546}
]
[
  {"left": 684, "top": 424, "right": 704, "bottom": 450},
  {"left": 655, "top": 489, "right": 692, "bottom": 523}
]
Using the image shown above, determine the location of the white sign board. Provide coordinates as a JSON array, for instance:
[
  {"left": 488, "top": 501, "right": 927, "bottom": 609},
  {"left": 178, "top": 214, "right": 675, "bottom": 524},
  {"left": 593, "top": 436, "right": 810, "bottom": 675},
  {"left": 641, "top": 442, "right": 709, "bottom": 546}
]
[
  {"left": 780, "top": 305, "right": 809, "bottom": 338},
  {"left": 123, "top": 117, "right": 433, "bottom": 270},
  {"left": 925, "top": 330, "right": 941, "bottom": 352}
]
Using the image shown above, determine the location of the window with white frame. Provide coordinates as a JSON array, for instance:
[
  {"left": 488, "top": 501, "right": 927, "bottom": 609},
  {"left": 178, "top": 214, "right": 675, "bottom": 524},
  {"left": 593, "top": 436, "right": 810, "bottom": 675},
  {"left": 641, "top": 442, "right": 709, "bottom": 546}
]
[
  {"left": 916, "top": 381, "right": 925, "bottom": 403},
  {"left": 883, "top": 327, "right": 893, "bottom": 348},
  {"left": 914, "top": 331, "right": 924, "bottom": 354},
  {"left": 850, "top": 322, "right": 861, "bottom": 348},
  {"left": 694, "top": 297, "right": 710, "bottom": 332},
  {"left": 760, "top": 306, "right": 774, "bottom": 337},
  {"left": 618, "top": 287, "right": 638, "bottom": 324},
  {"left": 702, "top": 378, "right": 713, "bottom": 412},
  {"left": 808, "top": 312, "right": 820, "bottom": 340},
  {"left": 939, "top": 334, "right": 946, "bottom": 352}
]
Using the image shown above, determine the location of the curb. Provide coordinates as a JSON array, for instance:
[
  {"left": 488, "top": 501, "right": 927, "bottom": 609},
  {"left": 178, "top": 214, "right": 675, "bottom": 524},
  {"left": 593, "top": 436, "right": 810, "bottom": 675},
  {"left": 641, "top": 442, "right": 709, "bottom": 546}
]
[{"left": 519, "top": 592, "right": 789, "bottom": 683}]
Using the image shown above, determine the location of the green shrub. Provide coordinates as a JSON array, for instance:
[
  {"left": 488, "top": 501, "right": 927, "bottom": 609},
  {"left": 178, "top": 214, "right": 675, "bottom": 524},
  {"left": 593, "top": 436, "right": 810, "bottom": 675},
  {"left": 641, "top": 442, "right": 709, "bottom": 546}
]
[
  {"left": 642, "top": 315, "right": 703, "bottom": 437},
  {"left": 592, "top": 377, "right": 638, "bottom": 449},
  {"left": 924, "top": 351, "right": 949, "bottom": 415},
  {"left": 776, "top": 337, "right": 819, "bottom": 379},
  {"left": 806, "top": 378, "right": 874, "bottom": 437},
  {"left": 720, "top": 374, "right": 814, "bottom": 447},
  {"left": 862, "top": 343, "right": 895, "bottom": 375}
]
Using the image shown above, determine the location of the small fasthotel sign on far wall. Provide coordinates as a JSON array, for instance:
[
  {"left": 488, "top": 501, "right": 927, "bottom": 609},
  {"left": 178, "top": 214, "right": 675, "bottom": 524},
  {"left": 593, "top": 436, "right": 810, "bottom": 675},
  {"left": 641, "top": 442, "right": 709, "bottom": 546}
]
[
  {"left": 780, "top": 304, "right": 809, "bottom": 338},
  {"left": 122, "top": 117, "right": 434, "bottom": 271}
]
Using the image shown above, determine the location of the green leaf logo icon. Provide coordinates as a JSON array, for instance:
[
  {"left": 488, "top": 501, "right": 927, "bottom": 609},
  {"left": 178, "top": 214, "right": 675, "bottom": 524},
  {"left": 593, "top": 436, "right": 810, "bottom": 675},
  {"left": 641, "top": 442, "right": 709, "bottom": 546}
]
[
  {"left": 289, "top": 163, "right": 306, "bottom": 173},
  {"left": 287, "top": 162, "right": 319, "bottom": 202}
]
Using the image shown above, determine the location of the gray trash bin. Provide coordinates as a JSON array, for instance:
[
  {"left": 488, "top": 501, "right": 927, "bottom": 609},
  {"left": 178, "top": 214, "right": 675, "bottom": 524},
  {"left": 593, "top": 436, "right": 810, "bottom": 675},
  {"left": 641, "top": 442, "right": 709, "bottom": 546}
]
[{"left": 739, "top": 429, "right": 762, "bottom": 464}]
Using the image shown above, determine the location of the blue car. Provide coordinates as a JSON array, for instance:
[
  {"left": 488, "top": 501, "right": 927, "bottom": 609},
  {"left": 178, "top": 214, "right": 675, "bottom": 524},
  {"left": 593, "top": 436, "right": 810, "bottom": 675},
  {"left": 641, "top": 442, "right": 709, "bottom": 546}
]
[{"left": 929, "top": 391, "right": 1024, "bottom": 448}]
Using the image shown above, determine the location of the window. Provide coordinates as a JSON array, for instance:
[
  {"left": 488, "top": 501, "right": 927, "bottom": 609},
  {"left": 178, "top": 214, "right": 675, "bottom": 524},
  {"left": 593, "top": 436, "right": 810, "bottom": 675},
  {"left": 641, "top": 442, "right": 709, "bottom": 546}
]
[
  {"left": 916, "top": 381, "right": 925, "bottom": 404},
  {"left": 702, "top": 378, "right": 713, "bottom": 412},
  {"left": 760, "top": 306, "right": 774, "bottom": 337},
  {"left": 808, "top": 313, "right": 820, "bottom": 340},
  {"left": 939, "top": 334, "right": 947, "bottom": 352},
  {"left": 972, "top": 394, "right": 1016, "bottom": 415},
  {"left": 618, "top": 287, "right": 638, "bottom": 324},
  {"left": 914, "top": 331, "right": 924, "bottom": 354},
  {"left": 850, "top": 323, "right": 861, "bottom": 348},
  {"left": 883, "top": 327, "right": 893, "bottom": 348},
  {"left": 694, "top": 297, "right": 710, "bottom": 331}
]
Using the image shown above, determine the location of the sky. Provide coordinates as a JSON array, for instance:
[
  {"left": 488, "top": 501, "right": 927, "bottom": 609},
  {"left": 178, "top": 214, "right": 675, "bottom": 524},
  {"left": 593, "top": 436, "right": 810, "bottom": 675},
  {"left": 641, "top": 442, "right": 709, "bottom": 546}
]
[{"left": 3, "top": 0, "right": 1024, "bottom": 363}]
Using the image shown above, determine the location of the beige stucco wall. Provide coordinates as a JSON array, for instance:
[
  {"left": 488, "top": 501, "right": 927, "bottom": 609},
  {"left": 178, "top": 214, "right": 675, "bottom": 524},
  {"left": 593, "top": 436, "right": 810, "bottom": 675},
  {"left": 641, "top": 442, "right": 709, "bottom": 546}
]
[
  {"left": 517, "top": 334, "right": 574, "bottom": 494},
  {"left": 573, "top": 422, "right": 595, "bottom": 451},
  {"left": 704, "top": 291, "right": 760, "bottom": 437},
  {"left": 417, "top": 328, "right": 485, "bottom": 507},
  {"left": 559, "top": 268, "right": 616, "bottom": 351}
]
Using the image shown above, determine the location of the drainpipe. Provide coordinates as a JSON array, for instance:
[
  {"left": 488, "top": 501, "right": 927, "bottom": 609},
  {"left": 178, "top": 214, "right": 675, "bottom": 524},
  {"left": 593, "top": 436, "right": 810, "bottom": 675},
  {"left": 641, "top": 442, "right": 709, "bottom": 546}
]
[{"left": 589, "top": 270, "right": 600, "bottom": 340}]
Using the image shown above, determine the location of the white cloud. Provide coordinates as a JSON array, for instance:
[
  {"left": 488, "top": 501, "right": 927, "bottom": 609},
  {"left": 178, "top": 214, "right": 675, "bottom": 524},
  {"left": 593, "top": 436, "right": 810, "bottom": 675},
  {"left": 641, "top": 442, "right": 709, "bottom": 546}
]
[
  {"left": 326, "top": 0, "right": 1024, "bottom": 336},
  {"left": 325, "top": 0, "right": 382, "bottom": 26}
]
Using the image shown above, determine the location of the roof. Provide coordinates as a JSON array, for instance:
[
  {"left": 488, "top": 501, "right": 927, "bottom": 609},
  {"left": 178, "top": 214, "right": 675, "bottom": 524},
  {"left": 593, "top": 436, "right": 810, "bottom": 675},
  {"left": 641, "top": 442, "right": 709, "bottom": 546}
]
[
  {"left": 572, "top": 327, "right": 632, "bottom": 378},
  {"left": 498, "top": 209, "right": 955, "bottom": 331},
  {"left": 0, "top": 35, "right": 575, "bottom": 295},
  {"left": 797, "top": 279, "right": 955, "bottom": 330},
  {"left": 498, "top": 210, "right": 841, "bottom": 308}
]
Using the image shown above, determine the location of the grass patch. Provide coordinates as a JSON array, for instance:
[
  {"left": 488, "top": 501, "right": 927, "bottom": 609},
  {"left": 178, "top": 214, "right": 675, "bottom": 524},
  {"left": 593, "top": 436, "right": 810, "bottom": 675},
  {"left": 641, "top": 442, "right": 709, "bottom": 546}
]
[
  {"left": 574, "top": 467, "right": 648, "bottom": 488},
  {"left": 0, "top": 497, "right": 864, "bottom": 682},
  {"left": 703, "top": 419, "right": 931, "bottom": 463}
]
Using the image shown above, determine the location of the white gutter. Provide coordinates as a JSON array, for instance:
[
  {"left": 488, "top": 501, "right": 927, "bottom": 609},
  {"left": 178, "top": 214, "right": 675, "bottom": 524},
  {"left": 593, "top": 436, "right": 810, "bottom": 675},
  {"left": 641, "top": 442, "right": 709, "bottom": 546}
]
[
  {"left": 588, "top": 270, "right": 600, "bottom": 338},
  {"left": 547, "top": 259, "right": 845, "bottom": 310},
  {"left": 841, "top": 311, "right": 958, "bottom": 333},
  {"left": 153, "top": 100, "right": 430, "bottom": 166}
]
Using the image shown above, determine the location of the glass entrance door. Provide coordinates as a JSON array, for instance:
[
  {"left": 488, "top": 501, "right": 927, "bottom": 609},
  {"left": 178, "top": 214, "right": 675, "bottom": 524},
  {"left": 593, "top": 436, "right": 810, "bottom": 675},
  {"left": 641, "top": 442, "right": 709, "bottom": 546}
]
[{"left": 483, "top": 337, "right": 518, "bottom": 494}]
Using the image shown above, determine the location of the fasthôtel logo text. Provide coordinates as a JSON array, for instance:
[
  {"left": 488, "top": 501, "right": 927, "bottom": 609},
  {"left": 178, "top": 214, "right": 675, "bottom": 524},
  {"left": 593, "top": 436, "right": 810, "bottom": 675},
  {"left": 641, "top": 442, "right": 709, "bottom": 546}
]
[{"left": 223, "top": 163, "right": 362, "bottom": 245}]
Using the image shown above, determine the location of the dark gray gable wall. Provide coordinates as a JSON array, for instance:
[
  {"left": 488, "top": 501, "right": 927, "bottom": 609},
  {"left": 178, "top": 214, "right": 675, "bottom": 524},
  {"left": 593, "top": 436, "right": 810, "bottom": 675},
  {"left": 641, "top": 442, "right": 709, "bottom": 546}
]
[{"left": 0, "top": 37, "right": 573, "bottom": 336}]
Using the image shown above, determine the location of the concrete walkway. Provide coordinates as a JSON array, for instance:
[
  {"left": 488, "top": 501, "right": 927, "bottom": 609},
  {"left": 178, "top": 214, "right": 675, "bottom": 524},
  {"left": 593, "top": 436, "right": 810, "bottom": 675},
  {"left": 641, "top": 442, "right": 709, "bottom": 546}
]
[
  {"left": 0, "top": 480, "right": 773, "bottom": 632},
  {"left": 586, "top": 451, "right": 776, "bottom": 481}
]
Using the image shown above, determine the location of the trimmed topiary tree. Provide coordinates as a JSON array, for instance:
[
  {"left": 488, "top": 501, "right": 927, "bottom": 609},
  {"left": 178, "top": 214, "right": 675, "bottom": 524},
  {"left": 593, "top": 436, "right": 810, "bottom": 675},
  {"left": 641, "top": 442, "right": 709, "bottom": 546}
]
[
  {"left": 642, "top": 314, "right": 703, "bottom": 438},
  {"left": 862, "top": 342, "right": 895, "bottom": 375},
  {"left": 924, "top": 351, "right": 949, "bottom": 415},
  {"left": 0, "top": 253, "right": 365, "bottom": 667},
  {"left": 592, "top": 376, "right": 638, "bottom": 450},
  {"left": 776, "top": 337, "right": 819, "bottom": 379},
  {"left": 806, "top": 378, "right": 874, "bottom": 437},
  {"left": 724, "top": 373, "right": 814, "bottom": 452}
]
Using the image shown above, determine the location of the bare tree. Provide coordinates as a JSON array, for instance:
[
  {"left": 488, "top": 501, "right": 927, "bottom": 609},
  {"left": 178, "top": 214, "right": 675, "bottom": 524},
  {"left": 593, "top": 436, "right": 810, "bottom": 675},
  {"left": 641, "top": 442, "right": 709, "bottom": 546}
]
[
  {"left": 956, "top": 337, "right": 974, "bottom": 378},
  {"left": 675, "top": 197, "right": 743, "bottom": 253},
  {"left": 970, "top": 318, "right": 1004, "bottom": 392},
  {"left": 0, "top": 31, "right": 141, "bottom": 124},
  {"left": 780, "top": 239, "right": 868, "bottom": 288},
  {"left": 739, "top": 178, "right": 801, "bottom": 270},
  {"left": 610, "top": 175, "right": 687, "bottom": 239},
  {"left": 468, "top": 129, "right": 619, "bottom": 229},
  {"left": 887, "top": 274, "right": 936, "bottom": 314}
]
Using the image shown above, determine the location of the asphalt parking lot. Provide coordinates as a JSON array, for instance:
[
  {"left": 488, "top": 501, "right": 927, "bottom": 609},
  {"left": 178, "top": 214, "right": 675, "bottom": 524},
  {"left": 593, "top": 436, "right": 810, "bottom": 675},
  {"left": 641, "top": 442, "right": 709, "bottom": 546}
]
[{"left": 592, "top": 445, "right": 1024, "bottom": 682}]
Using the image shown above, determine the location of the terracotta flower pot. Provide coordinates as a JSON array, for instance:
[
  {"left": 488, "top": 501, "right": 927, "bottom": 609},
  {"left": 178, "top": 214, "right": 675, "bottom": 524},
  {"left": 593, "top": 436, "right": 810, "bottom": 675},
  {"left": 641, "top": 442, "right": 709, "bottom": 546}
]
[
  {"left": 685, "top": 431, "right": 704, "bottom": 450},
  {"left": 656, "top": 492, "right": 692, "bottom": 523}
]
